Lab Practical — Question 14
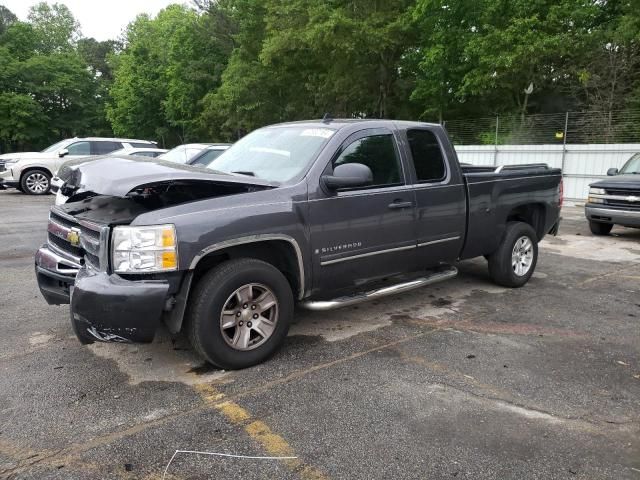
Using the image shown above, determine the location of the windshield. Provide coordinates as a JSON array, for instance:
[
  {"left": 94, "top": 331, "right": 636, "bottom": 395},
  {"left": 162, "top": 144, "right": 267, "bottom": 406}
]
[
  {"left": 620, "top": 153, "right": 640, "bottom": 174},
  {"left": 41, "top": 139, "right": 71, "bottom": 153},
  {"left": 205, "top": 126, "right": 335, "bottom": 182}
]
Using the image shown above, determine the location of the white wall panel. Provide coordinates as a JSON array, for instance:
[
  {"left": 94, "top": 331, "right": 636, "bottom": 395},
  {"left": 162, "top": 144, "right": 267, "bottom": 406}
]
[{"left": 454, "top": 144, "right": 640, "bottom": 200}]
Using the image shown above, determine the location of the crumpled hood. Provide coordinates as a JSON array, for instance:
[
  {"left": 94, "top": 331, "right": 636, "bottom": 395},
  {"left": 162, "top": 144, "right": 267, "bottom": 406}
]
[
  {"left": 591, "top": 174, "right": 640, "bottom": 190},
  {"left": 60, "top": 155, "right": 275, "bottom": 197}
]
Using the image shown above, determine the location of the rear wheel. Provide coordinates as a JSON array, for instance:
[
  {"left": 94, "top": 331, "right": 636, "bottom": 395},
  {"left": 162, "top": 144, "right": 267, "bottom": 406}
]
[
  {"left": 20, "top": 169, "right": 51, "bottom": 195},
  {"left": 589, "top": 220, "right": 613, "bottom": 236},
  {"left": 186, "top": 258, "right": 293, "bottom": 369},
  {"left": 488, "top": 221, "right": 538, "bottom": 288}
]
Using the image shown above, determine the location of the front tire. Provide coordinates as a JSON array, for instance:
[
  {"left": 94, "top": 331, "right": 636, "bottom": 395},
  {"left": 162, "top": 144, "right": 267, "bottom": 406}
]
[
  {"left": 488, "top": 221, "right": 538, "bottom": 288},
  {"left": 186, "top": 258, "right": 294, "bottom": 369},
  {"left": 589, "top": 221, "right": 613, "bottom": 236},
  {"left": 20, "top": 169, "right": 51, "bottom": 195}
]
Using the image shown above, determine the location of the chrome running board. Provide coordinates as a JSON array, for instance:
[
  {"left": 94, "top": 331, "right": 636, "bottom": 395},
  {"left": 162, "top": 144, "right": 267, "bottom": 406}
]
[{"left": 299, "top": 266, "right": 458, "bottom": 311}]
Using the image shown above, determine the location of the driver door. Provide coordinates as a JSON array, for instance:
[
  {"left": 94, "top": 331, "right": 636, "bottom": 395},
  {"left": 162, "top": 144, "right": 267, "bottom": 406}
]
[
  {"left": 55, "top": 141, "right": 91, "bottom": 171},
  {"left": 308, "top": 129, "right": 417, "bottom": 296}
]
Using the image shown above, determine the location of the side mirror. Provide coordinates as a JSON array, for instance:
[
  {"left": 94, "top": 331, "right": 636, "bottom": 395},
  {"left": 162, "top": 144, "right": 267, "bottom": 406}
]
[
  {"left": 322, "top": 163, "right": 373, "bottom": 190},
  {"left": 58, "top": 148, "right": 69, "bottom": 158},
  {"left": 607, "top": 167, "right": 618, "bottom": 176}
]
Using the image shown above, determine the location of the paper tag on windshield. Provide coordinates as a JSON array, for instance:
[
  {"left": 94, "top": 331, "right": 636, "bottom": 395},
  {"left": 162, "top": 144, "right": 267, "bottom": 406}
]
[{"left": 300, "top": 128, "right": 334, "bottom": 139}]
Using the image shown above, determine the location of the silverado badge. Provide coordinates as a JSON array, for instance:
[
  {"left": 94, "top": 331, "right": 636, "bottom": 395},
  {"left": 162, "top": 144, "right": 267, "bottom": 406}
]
[{"left": 67, "top": 228, "right": 81, "bottom": 247}]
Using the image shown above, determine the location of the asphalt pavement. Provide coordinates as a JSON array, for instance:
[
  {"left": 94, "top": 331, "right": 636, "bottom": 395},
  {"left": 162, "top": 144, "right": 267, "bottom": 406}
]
[{"left": 0, "top": 190, "right": 638, "bottom": 479}]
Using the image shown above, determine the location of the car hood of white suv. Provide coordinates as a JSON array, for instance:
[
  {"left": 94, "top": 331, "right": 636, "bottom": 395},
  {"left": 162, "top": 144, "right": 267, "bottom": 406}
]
[{"left": 0, "top": 152, "right": 48, "bottom": 160}]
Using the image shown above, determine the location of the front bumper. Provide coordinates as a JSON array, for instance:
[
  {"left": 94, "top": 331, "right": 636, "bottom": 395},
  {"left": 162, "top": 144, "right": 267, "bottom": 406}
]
[
  {"left": 0, "top": 169, "right": 18, "bottom": 188},
  {"left": 35, "top": 245, "right": 80, "bottom": 305},
  {"left": 585, "top": 205, "right": 640, "bottom": 227},
  {"left": 35, "top": 244, "right": 171, "bottom": 343}
]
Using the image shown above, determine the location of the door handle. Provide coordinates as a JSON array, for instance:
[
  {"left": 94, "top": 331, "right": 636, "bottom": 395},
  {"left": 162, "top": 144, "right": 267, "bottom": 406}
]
[{"left": 388, "top": 200, "right": 414, "bottom": 210}]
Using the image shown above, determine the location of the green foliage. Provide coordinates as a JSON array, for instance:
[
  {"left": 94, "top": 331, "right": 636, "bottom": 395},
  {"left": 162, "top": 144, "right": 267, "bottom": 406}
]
[
  {"left": 201, "top": 0, "right": 418, "bottom": 138},
  {"left": 0, "top": 5, "right": 17, "bottom": 36},
  {"left": 107, "top": 4, "right": 231, "bottom": 145},
  {"left": 0, "top": 4, "right": 112, "bottom": 152},
  {"left": 0, "top": 92, "right": 46, "bottom": 147},
  {"left": 1, "top": 0, "right": 639, "bottom": 151}
]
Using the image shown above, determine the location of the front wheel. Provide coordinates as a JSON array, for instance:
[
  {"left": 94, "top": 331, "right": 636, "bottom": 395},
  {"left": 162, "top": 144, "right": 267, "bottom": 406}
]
[
  {"left": 589, "top": 221, "right": 613, "bottom": 236},
  {"left": 20, "top": 169, "right": 51, "bottom": 195},
  {"left": 186, "top": 258, "right": 294, "bottom": 369},
  {"left": 487, "top": 221, "right": 538, "bottom": 288}
]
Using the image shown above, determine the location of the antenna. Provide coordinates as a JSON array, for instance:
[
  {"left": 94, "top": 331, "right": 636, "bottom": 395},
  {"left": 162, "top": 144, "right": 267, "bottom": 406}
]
[{"left": 322, "top": 113, "right": 333, "bottom": 124}]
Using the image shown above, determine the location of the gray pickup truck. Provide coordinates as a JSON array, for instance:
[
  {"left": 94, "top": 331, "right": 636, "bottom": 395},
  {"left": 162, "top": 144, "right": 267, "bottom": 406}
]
[{"left": 35, "top": 119, "right": 562, "bottom": 369}]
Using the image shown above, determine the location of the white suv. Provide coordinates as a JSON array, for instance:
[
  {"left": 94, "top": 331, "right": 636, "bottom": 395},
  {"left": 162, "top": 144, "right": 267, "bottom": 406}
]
[{"left": 0, "top": 137, "right": 157, "bottom": 195}]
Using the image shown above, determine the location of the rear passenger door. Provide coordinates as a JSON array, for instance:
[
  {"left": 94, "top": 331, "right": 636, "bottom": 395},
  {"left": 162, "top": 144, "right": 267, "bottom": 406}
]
[
  {"left": 91, "top": 141, "right": 123, "bottom": 155},
  {"left": 404, "top": 128, "right": 466, "bottom": 267},
  {"left": 309, "top": 128, "right": 417, "bottom": 294}
]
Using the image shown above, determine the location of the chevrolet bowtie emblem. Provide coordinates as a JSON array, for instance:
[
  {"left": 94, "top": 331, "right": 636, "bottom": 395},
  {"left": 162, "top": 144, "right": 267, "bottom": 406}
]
[{"left": 67, "top": 228, "right": 81, "bottom": 247}]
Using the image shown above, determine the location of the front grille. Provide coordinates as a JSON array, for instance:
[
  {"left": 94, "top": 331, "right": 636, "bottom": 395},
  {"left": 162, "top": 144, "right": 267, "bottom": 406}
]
[
  {"left": 47, "top": 208, "right": 107, "bottom": 271},
  {"left": 605, "top": 188, "right": 640, "bottom": 196},
  {"left": 603, "top": 188, "right": 640, "bottom": 209},
  {"left": 0, "top": 161, "right": 5, "bottom": 173}
]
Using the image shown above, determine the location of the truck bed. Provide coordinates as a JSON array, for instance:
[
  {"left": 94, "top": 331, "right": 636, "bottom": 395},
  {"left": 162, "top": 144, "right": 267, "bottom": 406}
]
[{"left": 459, "top": 164, "right": 563, "bottom": 260}]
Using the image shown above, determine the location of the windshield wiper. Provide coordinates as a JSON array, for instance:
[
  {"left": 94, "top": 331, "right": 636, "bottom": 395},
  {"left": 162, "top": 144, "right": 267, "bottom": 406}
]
[{"left": 231, "top": 171, "right": 256, "bottom": 177}]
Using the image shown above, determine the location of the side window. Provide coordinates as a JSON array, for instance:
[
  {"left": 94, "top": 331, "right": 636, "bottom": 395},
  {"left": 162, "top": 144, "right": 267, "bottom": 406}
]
[
  {"left": 130, "top": 142, "right": 153, "bottom": 148},
  {"left": 66, "top": 141, "right": 90, "bottom": 155},
  {"left": 191, "top": 149, "right": 224, "bottom": 166},
  {"left": 92, "top": 141, "right": 122, "bottom": 155},
  {"left": 407, "top": 129, "right": 447, "bottom": 182},
  {"left": 333, "top": 134, "right": 401, "bottom": 188}
]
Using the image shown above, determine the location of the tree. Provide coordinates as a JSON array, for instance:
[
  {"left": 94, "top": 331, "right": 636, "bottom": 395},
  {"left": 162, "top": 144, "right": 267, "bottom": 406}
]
[
  {"left": 77, "top": 38, "right": 120, "bottom": 81},
  {"left": 27, "top": 2, "right": 81, "bottom": 54},
  {"left": 0, "top": 92, "right": 47, "bottom": 152},
  {"left": 201, "top": 0, "right": 419, "bottom": 139},
  {"left": 108, "top": 4, "right": 231, "bottom": 144},
  {"left": 0, "top": 5, "right": 17, "bottom": 36},
  {"left": 0, "top": 6, "right": 111, "bottom": 150}
]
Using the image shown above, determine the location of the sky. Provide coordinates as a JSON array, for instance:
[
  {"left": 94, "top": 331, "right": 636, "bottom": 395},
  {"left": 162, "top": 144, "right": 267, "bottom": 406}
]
[{"left": 2, "top": 0, "right": 184, "bottom": 41}]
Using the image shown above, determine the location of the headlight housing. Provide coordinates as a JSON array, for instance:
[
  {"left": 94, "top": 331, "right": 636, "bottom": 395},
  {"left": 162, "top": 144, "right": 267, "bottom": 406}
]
[
  {"left": 588, "top": 187, "right": 606, "bottom": 204},
  {"left": 4, "top": 159, "right": 18, "bottom": 165},
  {"left": 112, "top": 224, "right": 178, "bottom": 273}
]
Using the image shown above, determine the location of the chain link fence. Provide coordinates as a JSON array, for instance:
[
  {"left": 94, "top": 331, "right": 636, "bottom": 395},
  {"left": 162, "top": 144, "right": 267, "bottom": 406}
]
[
  {"left": 444, "top": 110, "right": 640, "bottom": 146},
  {"left": 443, "top": 110, "right": 640, "bottom": 200}
]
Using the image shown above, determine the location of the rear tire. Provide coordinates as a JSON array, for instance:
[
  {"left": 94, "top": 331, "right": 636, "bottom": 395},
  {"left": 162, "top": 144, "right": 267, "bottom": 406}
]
[
  {"left": 20, "top": 169, "right": 51, "bottom": 195},
  {"left": 487, "top": 221, "right": 538, "bottom": 288},
  {"left": 589, "top": 221, "right": 613, "bottom": 236},
  {"left": 186, "top": 258, "right": 294, "bottom": 369}
]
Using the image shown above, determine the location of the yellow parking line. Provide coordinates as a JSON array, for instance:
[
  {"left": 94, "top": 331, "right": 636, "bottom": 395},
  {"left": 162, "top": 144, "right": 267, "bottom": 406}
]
[
  {"left": 190, "top": 378, "right": 328, "bottom": 480},
  {"left": 214, "top": 400, "right": 251, "bottom": 423}
]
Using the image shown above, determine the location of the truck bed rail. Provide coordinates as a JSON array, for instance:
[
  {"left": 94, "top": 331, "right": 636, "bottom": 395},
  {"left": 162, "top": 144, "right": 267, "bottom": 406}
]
[{"left": 461, "top": 163, "right": 555, "bottom": 175}]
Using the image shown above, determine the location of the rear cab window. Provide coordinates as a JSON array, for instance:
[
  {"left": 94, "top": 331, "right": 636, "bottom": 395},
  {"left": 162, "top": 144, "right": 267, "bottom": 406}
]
[{"left": 406, "top": 129, "right": 447, "bottom": 183}]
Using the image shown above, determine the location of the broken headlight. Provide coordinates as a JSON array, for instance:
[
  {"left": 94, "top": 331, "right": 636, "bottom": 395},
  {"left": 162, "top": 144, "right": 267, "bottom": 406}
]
[{"left": 112, "top": 224, "right": 178, "bottom": 273}]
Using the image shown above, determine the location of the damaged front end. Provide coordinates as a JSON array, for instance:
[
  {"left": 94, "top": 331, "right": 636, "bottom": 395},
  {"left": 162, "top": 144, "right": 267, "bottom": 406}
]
[
  {"left": 36, "top": 156, "right": 275, "bottom": 344},
  {"left": 56, "top": 155, "right": 274, "bottom": 206}
]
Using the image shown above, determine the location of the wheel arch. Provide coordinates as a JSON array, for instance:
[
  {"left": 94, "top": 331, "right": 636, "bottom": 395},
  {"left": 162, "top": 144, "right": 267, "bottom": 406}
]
[
  {"left": 505, "top": 203, "right": 547, "bottom": 241},
  {"left": 20, "top": 165, "right": 53, "bottom": 181},
  {"left": 189, "top": 235, "right": 305, "bottom": 301}
]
